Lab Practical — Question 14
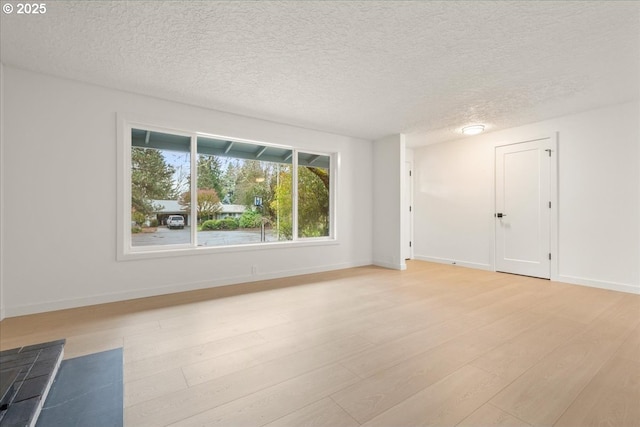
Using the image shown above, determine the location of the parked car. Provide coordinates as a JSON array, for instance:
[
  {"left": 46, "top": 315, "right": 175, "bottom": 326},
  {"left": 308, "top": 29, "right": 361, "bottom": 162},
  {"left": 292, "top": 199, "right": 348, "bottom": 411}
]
[{"left": 166, "top": 215, "right": 185, "bottom": 229}]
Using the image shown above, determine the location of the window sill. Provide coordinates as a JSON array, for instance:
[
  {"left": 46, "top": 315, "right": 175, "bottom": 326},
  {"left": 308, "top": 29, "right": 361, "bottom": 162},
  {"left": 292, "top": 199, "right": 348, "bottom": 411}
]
[{"left": 117, "top": 237, "right": 339, "bottom": 261}]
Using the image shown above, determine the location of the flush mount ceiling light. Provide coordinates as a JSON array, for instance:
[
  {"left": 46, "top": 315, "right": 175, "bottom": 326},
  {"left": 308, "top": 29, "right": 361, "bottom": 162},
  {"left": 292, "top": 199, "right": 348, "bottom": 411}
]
[{"left": 461, "top": 125, "right": 485, "bottom": 135}]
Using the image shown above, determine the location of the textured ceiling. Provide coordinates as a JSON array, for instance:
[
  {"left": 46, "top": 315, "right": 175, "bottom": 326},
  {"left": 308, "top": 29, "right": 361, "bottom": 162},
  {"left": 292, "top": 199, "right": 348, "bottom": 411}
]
[{"left": 1, "top": 1, "right": 638, "bottom": 146}]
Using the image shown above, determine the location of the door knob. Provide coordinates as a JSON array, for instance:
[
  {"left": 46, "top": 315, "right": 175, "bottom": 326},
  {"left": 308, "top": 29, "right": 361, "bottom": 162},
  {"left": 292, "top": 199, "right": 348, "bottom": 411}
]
[{"left": 495, "top": 213, "right": 507, "bottom": 218}]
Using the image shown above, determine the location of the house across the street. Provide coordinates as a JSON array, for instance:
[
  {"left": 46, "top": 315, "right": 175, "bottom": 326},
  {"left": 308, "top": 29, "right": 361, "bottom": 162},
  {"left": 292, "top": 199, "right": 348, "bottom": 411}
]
[{"left": 152, "top": 200, "right": 246, "bottom": 226}]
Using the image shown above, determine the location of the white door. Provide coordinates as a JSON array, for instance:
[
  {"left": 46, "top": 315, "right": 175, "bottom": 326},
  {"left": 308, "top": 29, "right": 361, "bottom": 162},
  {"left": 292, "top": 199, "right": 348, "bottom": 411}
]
[{"left": 495, "top": 139, "right": 551, "bottom": 279}]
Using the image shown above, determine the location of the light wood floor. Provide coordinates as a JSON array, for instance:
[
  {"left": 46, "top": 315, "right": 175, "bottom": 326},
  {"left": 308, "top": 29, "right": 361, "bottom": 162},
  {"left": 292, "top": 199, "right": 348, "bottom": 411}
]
[{"left": 1, "top": 261, "right": 639, "bottom": 427}]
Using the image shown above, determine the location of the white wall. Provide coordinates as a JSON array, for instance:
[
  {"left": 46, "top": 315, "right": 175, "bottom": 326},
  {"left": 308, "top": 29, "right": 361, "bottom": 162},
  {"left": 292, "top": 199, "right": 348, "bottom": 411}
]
[
  {"left": 372, "top": 134, "right": 405, "bottom": 270},
  {"left": 410, "top": 101, "right": 640, "bottom": 294},
  {"left": 0, "top": 63, "right": 5, "bottom": 321},
  {"left": 1, "top": 67, "right": 374, "bottom": 317}
]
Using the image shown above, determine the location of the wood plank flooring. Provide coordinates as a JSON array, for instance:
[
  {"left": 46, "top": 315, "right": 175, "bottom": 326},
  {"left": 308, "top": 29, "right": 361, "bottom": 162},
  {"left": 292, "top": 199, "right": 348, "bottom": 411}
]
[{"left": 1, "top": 261, "right": 639, "bottom": 427}]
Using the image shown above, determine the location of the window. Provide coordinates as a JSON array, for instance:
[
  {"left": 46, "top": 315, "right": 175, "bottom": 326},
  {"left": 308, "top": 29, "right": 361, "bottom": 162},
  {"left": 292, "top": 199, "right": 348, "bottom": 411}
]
[
  {"left": 195, "top": 136, "right": 294, "bottom": 246},
  {"left": 297, "top": 152, "right": 331, "bottom": 238},
  {"left": 120, "top": 120, "right": 336, "bottom": 257},
  {"left": 130, "top": 129, "right": 191, "bottom": 247}
]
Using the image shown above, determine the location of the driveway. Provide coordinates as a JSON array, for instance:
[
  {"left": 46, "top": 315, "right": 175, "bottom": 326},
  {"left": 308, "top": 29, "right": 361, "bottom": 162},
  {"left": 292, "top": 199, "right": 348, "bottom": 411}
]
[{"left": 132, "top": 226, "right": 280, "bottom": 247}]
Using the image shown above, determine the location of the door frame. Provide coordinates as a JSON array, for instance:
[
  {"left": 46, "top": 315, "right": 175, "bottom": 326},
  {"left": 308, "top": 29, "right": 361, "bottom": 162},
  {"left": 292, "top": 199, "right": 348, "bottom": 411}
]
[
  {"left": 493, "top": 133, "right": 559, "bottom": 280},
  {"left": 403, "top": 160, "right": 414, "bottom": 260}
]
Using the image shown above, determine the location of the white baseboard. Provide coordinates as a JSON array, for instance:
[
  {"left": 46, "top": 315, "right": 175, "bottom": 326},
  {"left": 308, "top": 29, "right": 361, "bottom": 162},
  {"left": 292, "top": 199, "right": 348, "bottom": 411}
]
[
  {"left": 6, "top": 260, "right": 637, "bottom": 318},
  {"left": 3, "top": 260, "right": 372, "bottom": 318},
  {"left": 414, "top": 256, "right": 639, "bottom": 295},
  {"left": 556, "top": 274, "right": 640, "bottom": 295},
  {"left": 414, "top": 255, "right": 493, "bottom": 271}
]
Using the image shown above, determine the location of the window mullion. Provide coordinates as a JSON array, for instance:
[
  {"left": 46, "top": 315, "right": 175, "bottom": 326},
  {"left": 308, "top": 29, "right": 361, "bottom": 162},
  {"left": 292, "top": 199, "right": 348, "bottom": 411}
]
[{"left": 191, "top": 134, "right": 198, "bottom": 247}]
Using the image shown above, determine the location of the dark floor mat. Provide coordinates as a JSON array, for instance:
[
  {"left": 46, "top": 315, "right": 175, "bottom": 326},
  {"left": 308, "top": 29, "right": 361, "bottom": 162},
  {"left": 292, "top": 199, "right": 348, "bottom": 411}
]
[{"left": 35, "top": 348, "right": 123, "bottom": 427}]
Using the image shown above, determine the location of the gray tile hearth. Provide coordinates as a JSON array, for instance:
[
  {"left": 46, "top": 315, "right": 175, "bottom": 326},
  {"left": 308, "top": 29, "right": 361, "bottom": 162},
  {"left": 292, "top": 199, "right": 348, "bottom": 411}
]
[{"left": 0, "top": 340, "right": 65, "bottom": 427}]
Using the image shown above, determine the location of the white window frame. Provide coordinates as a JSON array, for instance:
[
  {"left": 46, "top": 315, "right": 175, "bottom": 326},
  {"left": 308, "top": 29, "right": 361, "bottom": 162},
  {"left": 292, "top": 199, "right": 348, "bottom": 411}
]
[
  {"left": 117, "top": 114, "right": 338, "bottom": 261},
  {"left": 295, "top": 149, "right": 336, "bottom": 241}
]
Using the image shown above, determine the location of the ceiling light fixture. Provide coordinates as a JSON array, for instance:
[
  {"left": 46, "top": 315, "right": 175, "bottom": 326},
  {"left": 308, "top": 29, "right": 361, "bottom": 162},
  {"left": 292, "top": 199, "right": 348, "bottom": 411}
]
[{"left": 461, "top": 125, "right": 485, "bottom": 135}]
